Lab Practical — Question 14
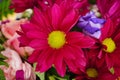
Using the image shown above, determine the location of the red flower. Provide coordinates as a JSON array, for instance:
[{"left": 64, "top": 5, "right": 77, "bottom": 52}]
[
  {"left": 10, "top": 0, "right": 89, "bottom": 13},
  {"left": 89, "top": 19, "right": 120, "bottom": 76},
  {"left": 10, "top": 0, "right": 35, "bottom": 12},
  {"left": 75, "top": 53, "right": 117, "bottom": 80},
  {"left": 18, "top": 3, "right": 94, "bottom": 76},
  {"left": 97, "top": 0, "right": 120, "bottom": 24},
  {"left": 10, "top": 0, "right": 55, "bottom": 12}
]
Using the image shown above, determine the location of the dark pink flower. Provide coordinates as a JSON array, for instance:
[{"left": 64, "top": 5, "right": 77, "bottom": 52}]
[
  {"left": 97, "top": 0, "right": 120, "bottom": 24},
  {"left": 10, "top": 0, "right": 89, "bottom": 14},
  {"left": 18, "top": 3, "right": 95, "bottom": 77},
  {"left": 10, "top": 0, "right": 35, "bottom": 12},
  {"left": 16, "top": 70, "right": 24, "bottom": 80},
  {"left": 94, "top": 2, "right": 120, "bottom": 75},
  {"left": 89, "top": 19, "right": 120, "bottom": 76},
  {"left": 75, "top": 54, "right": 117, "bottom": 80}
]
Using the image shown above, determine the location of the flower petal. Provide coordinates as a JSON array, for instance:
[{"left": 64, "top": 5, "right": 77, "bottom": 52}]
[
  {"left": 18, "top": 34, "right": 30, "bottom": 47},
  {"left": 61, "top": 9, "right": 79, "bottom": 32},
  {"left": 16, "top": 70, "right": 24, "bottom": 80},
  {"left": 21, "top": 23, "right": 40, "bottom": 33},
  {"left": 66, "top": 32, "right": 95, "bottom": 48},
  {"left": 36, "top": 48, "right": 54, "bottom": 72},
  {"left": 29, "top": 39, "right": 48, "bottom": 50},
  {"left": 31, "top": 7, "right": 51, "bottom": 32},
  {"left": 51, "top": 4, "right": 62, "bottom": 29},
  {"left": 63, "top": 45, "right": 86, "bottom": 73},
  {"left": 28, "top": 50, "right": 41, "bottom": 63},
  {"left": 54, "top": 50, "right": 66, "bottom": 77},
  {"left": 26, "top": 31, "right": 47, "bottom": 39}
]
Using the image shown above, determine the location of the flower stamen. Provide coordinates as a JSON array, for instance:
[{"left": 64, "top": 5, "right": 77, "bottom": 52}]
[
  {"left": 47, "top": 31, "right": 66, "bottom": 49},
  {"left": 102, "top": 38, "right": 116, "bottom": 53},
  {"left": 86, "top": 68, "right": 98, "bottom": 78}
]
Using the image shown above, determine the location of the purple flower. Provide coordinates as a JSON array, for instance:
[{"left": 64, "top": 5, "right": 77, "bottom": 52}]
[{"left": 77, "top": 11, "right": 106, "bottom": 39}]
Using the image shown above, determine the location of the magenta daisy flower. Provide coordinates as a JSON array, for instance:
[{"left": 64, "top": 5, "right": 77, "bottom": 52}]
[
  {"left": 75, "top": 54, "right": 117, "bottom": 80},
  {"left": 18, "top": 3, "right": 95, "bottom": 76},
  {"left": 89, "top": 19, "right": 120, "bottom": 76},
  {"left": 97, "top": 0, "right": 120, "bottom": 25},
  {"left": 10, "top": 0, "right": 89, "bottom": 13},
  {"left": 10, "top": 0, "right": 35, "bottom": 12},
  {"left": 10, "top": 0, "right": 56, "bottom": 12}
]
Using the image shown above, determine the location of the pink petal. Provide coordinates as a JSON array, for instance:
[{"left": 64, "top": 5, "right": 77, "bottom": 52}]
[
  {"left": 16, "top": 70, "right": 24, "bottom": 80},
  {"left": 31, "top": 7, "right": 46, "bottom": 27},
  {"left": 21, "top": 23, "right": 39, "bottom": 32},
  {"left": 28, "top": 50, "right": 41, "bottom": 63},
  {"left": 114, "top": 65, "right": 120, "bottom": 76},
  {"left": 31, "top": 7, "right": 51, "bottom": 32},
  {"left": 61, "top": 45, "right": 76, "bottom": 60},
  {"left": 73, "top": 46, "right": 86, "bottom": 67},
  {"left": 63, "top": 45, "right": 86, "bottom": 73},
  {"left": 18, "top": 34, "right": 30, "bottom": 46},
  {"left": 69, "top": 46, "right": 86, "bottom": 71},
  {"left": 54, "top": 50, "right": 66, "bottom": 77},
  {"left": 98, "top": 50, "right": 103, "bottom": 59},
  {"left": 100, "top": 19, "right": 115, "bottom": 40},
  {"left": 51, "top": 4, "right": 62, "bottom": 29},
  {"left": 114, "top": 32, "right": 120, "bottom": 42},
  {"left": 105, "top": 54, "right": 113, "bottom": 69},
  {"left": 26, "top": 30, "right": 47, "bottom": 39},
  {"left": 29, "top": 39, "right": 48, "bottom": 50},
  {"left": 98, "top": 72, "right": 117, "bottom": 80},
  {"left": 60, "top": 9, "right": 79, "bottom": 32},
  {"left": 64, "top": 59, "right": 79, "bottom": 73},
  {"left": 36, "top": 48, "right": 54, "bottom": 72},
  {"left": 66, "top": 32, "right": 95, "bottom": 48}
]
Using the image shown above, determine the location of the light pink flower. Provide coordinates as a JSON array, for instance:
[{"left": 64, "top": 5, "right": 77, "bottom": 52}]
[
  {"left": 0, "top": 48, "right": 36, "bottom": 80},
  {"left": 1, "top": 19, "right": 27, "bottom": 39},
  {"left": 1, "top": 19, "right": 34, "bottom": 57}
]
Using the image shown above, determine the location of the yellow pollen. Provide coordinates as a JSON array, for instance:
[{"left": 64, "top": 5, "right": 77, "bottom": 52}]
[
  {"left": 47, "top": 31, "right": 66, "bottom": 49},
  {"left": 102, "top": 38, "right": 116, "bottom": 53},
  {"left": 86, "top": 68, "right": 98, "bottom": 78}
]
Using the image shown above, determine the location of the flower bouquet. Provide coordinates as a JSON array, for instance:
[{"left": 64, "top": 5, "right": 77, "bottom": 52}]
[{"left": 0, "top": 0, "right": 120, "bottom": 80}]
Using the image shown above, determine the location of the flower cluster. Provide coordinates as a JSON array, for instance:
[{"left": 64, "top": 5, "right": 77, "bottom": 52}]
[{"left": 0, "top": 0, "right": 120, "bottom": 80}]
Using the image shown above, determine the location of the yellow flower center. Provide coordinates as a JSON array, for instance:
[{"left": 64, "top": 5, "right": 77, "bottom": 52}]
[
  {"left": 102, "top": 38, "right": 116, "bottom": 53},
  {"left": 86, "top": 68, "right": 98, "bottom": 78},
  {"left": 47, "top": 31, "right": 66, "bottom": 49}
]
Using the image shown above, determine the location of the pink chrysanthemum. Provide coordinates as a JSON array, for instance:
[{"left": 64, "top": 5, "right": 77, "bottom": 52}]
[
  {"left": 75, "top": 53, "right": 117, "bottom": 80},
  {"left": 10, "top": 0, "right": 89, "bottom": 13},
  {"left": 97, "top": 0, "right": 120, "bottom": 24},
  {"left": 10, "top": 0, "right": 35, "bottom": 12},
  {"left": 89, "top": 19, "right": 120, "bottom": 76},
  {"left": 18, "top": 3, "right": 95, "bottom": 76},
  {"left": 10, "top": 0, "right": 55, "bottom": 12}
]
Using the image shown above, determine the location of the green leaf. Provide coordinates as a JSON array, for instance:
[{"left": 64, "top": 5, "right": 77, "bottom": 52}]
[
  {"left": 0, "top": 69, "right": 6, "bottom": 80},
  {"left": 46, "top": 67, "right": 73, "bottom": 80},
  {"left": 0, "top": 32, "right": 7, "bottom": 45},
  {"left": 52, "top": 75, "right": 68, "bottom": 80},
  {"left": 36, "top": 72, "right": 45, "bottom": 80},
  {"left": 0, "top": 44, "right": 5, "bottom": 52},
  {"left": 88, "top": 0, "right": 96, "bottom": 4},
  {"left": 48, "top": 76, "right": 56, "bottom": 80},
  {"left": 109, "top": 67, "right": 114, "bottom": 74},
  {"left": 33, "top": 63, "right": 45, "bottom": 80},
  {"left": 0, "top": 0, "right": 14, "bottom": 20},
  {"left": 0, "top": 61, "right": 9, "bottom": 67},
  {"left": 0, "top": 54, "right": 7, "bottom": 60}
]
